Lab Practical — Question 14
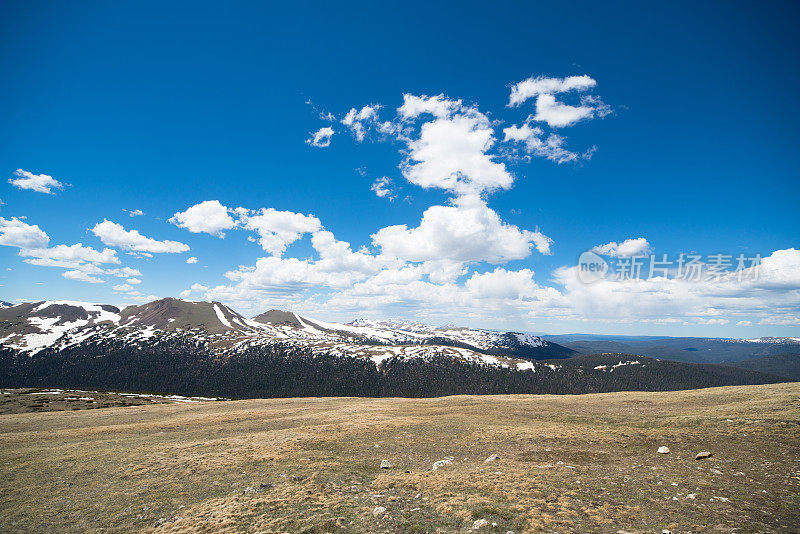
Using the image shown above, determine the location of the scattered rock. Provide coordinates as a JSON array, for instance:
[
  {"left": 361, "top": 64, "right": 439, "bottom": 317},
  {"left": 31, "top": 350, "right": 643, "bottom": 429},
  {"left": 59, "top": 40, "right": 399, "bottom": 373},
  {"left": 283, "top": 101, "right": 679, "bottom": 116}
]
[
  {"left": 432, "top": 457, "right": 454, "bottom": 470},
  {"left": 695, "top": 451, "right": 713, "bottom": 460},
  {"left": 657, "top": 446, "right": 670, "bottom": 454},
  {"left": 687, "top": 493, "right": 697, "bottom": 499},
  {"left": 380, "top": 460, "right": 393, "bottom": 469},
  {"left": 484, "top": 454, "right": 500, "bottom": 463},
  {"left": 154, "top": 517, "right": 176, "bottom": 527},
  {"left": 472, "top": 518, "right": 490, "bottom": 529},
  {"left": 372, "top": 506, "right": 386, "bottom": 517},
  {"left": 663, "top": 530, "right": 672, "bottom": 534},
  {"left": 710, "top": 468, "right": 723, "bottom": 475}
]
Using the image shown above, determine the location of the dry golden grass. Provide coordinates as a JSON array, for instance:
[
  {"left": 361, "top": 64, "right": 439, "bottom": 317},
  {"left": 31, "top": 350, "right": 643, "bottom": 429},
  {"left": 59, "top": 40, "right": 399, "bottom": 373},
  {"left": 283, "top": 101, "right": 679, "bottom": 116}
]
[{"left": 1, "top": 383, "right": 799, "bottom": 533}]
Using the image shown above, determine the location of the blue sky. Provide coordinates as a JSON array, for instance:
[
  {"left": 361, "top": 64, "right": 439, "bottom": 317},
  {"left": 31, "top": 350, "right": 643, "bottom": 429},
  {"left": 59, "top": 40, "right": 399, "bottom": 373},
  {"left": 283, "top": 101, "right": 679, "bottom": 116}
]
[{"left": 1, "top": 0, "right": 798, "bottom": 337}]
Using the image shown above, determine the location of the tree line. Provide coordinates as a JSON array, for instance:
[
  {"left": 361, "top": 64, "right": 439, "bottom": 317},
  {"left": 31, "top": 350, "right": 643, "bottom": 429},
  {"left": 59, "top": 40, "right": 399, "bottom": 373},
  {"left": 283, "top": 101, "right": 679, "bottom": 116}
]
[{"left": 0, "top": 340, "right": 785, "bottom": 399}]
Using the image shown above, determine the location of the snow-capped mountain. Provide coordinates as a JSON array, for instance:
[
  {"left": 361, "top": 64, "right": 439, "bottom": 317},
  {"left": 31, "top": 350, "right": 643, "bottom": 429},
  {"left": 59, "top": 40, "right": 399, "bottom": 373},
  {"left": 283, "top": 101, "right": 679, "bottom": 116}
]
[
  {"left": 0, "top": 298, "right": 574, "bottom": 368},
  {"left": 0, "top": 300, "right": 123, "bottom": 352},
  {"left": 0, "top": 299, "right": 787, "bottom": 399},
  {"left": 740, "top": 336, "right": 800, "bottom": 344}
]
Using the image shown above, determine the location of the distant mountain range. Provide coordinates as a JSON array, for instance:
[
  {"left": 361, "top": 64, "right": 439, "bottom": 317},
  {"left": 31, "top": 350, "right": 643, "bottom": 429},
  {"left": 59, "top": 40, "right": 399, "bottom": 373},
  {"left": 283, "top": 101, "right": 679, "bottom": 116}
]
[
  {"left": 0, "top": 298, "right": 574, "bottom": 362},
  {"left": 0, "top": 298, "right": 791, "bottom": 398},
  {"left": 543, "top": 333, "right": 800, "bottom": 364},
  {"left": 729, "top": 353, "right": 800, "bottom": 381}
]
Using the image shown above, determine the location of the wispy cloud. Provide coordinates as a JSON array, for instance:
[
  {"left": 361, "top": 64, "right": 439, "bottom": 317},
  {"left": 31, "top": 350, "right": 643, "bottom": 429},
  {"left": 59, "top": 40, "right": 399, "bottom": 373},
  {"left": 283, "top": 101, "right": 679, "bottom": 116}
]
[
  {"left": 8, "top": 169, "right": 65, "bottom": 194},
  {"left": 306, "top": 126, "right": 334, "bottom": 148}
]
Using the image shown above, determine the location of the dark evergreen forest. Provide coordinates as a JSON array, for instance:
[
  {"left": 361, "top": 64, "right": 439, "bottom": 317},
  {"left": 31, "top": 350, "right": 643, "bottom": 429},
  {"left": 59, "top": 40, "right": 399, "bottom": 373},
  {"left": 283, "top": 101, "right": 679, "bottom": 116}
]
[{"left": 0, "top": 340, "right": 785, "bottom": 399}]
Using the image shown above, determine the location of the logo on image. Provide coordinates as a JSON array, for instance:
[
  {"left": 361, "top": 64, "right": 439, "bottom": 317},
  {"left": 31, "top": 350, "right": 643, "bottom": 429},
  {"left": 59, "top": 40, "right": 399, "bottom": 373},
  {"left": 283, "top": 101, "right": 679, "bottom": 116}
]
[{"left": 577, "top": 251, "right": 609, "bottom": 284}]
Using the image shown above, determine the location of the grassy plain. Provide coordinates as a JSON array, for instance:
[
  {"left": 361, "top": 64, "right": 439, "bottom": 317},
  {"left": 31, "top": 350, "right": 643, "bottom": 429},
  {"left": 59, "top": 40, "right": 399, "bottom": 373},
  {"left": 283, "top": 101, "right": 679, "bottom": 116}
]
[{"left": 1, "top": 383, "right": 798, "bottom": 533}]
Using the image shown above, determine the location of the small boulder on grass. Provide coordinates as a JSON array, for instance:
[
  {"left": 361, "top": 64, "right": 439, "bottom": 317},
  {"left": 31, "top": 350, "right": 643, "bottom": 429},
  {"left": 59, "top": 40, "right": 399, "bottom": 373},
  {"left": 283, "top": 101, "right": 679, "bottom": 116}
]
[
  {"left": 657, "top": 446, "right": 670, "bottom": 454},
  {"left": 484, "top": 454, "right": 500, "bottom": 463},
  {"left": 472, "top": 519, "right": 490, "bottom": 530},
  {"left": 372, "top": 506, "right": 386, "bottom": 517},
  {"left": 695, "top": 451, "right": 713, "bottom": 460},
  {"left": 380, "top": 460, "right": 393, "bottom": 469},
  {"left": 432, "top": 457, "right": 454, "bottom": 470}
]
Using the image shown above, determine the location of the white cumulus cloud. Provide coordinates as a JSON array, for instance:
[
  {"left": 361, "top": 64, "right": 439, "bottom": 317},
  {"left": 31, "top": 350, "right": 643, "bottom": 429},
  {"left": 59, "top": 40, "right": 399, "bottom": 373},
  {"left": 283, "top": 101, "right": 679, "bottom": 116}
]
[
  {"left": 507, "top": 75, "right": 610, "bottom": 129},
  {"left": 397, "top": 94, "right": 463, "bottom": 120},
  {"left": 402, "top": 109, "right": 513, "bottom": 196},
  {"left": 169, "top": 200, "right": 237, "bottom": 237},
  {"left": 502, "top": 123, "right": 582, "bottom": 164},
  {"left": 8, "top": 169, "right": 65, "bottom": 194},
  {"left": 63, "top": 270, "right": 104, "bottom": 284},
  {"left": 371, "top": 197, "right": 552, "bottom": 263},
  {"left": 370, "top": 177, "right": 395, "bottom": 199},
  {"left": 0, "top": 217, "right": 50, "bottom": 248},
  {"left": 549, "top": 247, "right": 800, "bottom": 326},
  {"left": 533, "top": 94, "right": 596, "bottom": 128},
  {"left": 464, "top": 268, "right": 540, "bottom": 299},
  {"left": 342, "top": 105, "right": 380, "bottom": 142},
  {"left": 21, "top": 243, "right": 120, "bottom": 265},
  {"left": 306, "top": 126, "right": 334, "bottom": 148},
  {"left": 91, "top": 220, "right": 190, "bottom": 253},
  {"left": 178, "top": 282, "right": 209, "bottom": 298},
  {"left": 592, "top": 238, "right": 652, "bottom": 257},
  {"left": 508, "top": 75, "right": 597, "bottom": 107},
  {"left": 107, "top": 267, "right": 141, "bottom": 277},
  {"left": 113, "top": 283, "right": 135, "bottom": 292},
  {"left": 238, "top": 207, "right": 322, "bottom": 256}
]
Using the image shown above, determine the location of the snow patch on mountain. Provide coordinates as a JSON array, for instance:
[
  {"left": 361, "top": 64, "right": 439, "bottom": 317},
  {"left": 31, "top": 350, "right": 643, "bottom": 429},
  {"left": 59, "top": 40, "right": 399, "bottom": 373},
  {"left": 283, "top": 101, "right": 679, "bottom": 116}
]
[
  {"left": 0, "top": 298, "right": 573, "bottom": 369},
  {"left": 742, "top": 337, "right": 800, "bottom": 344},
  {"left": 32, "top": 301, "right": 121, "bottom": 323},
  {"left": 213, "top": 304, "right": 233, "bottom": 328},
  {"left": 594, "top": 360, "right": 642, "bottom": 371}
]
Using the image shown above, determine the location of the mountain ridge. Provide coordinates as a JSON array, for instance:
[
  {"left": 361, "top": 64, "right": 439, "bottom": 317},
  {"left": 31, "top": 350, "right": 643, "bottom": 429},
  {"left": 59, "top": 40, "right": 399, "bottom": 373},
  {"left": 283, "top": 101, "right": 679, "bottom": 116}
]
[
  {"left": 544, "top": 333, "right": 800, "bottom": 365},
  {"left": 0, "top": 298, "right": 574, "bottom": 365},
  {"left": 0, "top": 297, "right": 791, "bottom": 399}
]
